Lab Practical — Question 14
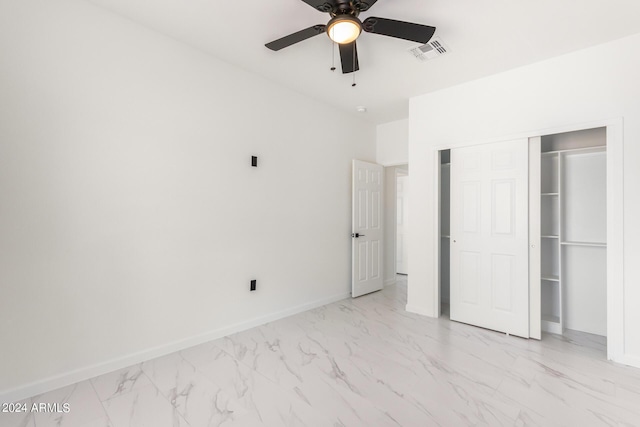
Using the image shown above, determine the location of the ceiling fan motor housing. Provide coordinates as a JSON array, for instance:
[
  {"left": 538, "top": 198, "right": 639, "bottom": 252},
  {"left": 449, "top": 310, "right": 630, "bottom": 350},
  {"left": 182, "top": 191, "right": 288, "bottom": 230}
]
[{"left": 318, "top": 0, "right": 373, "bottom": 15}]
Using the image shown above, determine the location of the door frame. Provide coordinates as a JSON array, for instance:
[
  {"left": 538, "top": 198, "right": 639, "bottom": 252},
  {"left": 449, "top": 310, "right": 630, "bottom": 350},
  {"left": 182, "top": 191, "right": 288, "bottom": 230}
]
[
  {"left": 395, "top": 168, "right": 409, "bottom": 277},
  {"left": 431, "top": 118, "right": 624, "bottom": 362}
]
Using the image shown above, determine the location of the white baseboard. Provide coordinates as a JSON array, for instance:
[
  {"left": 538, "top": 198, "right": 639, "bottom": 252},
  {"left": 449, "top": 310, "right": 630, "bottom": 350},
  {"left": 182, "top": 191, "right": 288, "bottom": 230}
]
[
  {"left": 0, "top": 291, "right": 350, "bottom": 403},
  {"left": 405, "top": 304, "right": 434, "bottom": 317}
]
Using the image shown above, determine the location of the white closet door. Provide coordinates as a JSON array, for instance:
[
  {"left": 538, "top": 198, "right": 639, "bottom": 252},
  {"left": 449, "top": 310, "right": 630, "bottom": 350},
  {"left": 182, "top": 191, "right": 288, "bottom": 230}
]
[{"left": 450, "top": 139, "right": 530, "bottom": 338}]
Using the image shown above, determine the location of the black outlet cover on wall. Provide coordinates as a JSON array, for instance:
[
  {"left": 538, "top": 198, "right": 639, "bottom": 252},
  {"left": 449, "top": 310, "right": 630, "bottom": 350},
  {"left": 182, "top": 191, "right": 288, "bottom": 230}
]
[
  {"left": 251, "top": 156, "right": 258, "bottom": 167},
  {"left": 250, "top": 280, "right": 256, "bottom": 291}
]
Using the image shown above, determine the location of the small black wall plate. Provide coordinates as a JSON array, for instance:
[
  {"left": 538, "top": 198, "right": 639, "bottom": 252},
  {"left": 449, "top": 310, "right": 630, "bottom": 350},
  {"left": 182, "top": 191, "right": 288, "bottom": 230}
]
[
  {"left": 251, "top": 156, "right": 258, "bottom": 167},
  {"left": 250, "top": 280, "right": 256, "bottom": 291}
]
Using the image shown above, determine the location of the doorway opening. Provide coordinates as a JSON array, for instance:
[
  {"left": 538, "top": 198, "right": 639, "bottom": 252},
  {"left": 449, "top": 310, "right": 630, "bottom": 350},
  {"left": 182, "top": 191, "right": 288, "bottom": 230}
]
[{"left": 383, "top": 165, "right": 408, "bottom": 287}]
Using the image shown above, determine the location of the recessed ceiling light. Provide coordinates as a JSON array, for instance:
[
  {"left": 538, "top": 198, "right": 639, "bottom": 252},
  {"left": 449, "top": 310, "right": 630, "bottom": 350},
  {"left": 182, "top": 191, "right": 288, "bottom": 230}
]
[{"left": 356, "top": 106, "right": 367, "bottom": 113}]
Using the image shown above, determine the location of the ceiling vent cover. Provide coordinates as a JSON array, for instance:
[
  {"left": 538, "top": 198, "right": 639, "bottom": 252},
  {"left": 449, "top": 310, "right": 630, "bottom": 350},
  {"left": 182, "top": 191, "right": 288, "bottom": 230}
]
[{"left": 409, "top": 36, "right": 449, "bottom": 61}]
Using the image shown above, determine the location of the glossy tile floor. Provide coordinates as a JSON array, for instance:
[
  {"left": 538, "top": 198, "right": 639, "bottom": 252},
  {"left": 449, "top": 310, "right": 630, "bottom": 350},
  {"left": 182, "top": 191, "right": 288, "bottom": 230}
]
[{"left": 3, "top": 277, "right": 640, "bottom": 427}]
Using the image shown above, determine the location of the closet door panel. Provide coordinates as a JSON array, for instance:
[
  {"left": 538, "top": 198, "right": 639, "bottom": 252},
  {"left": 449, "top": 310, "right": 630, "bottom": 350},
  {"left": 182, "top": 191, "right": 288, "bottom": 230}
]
[{"left": 450, "top": 139, "right": 530, "bottom": 338}]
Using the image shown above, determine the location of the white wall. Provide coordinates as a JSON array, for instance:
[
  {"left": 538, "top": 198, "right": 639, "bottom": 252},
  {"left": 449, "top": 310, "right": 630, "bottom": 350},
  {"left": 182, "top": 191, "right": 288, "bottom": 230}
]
[
  {"left": 0, "top": 0, "right": 375, "bottom": 400},
  {"left": 408, "top": 33, "right": 640, "bottom": 366},
  {"left": 376, "top": 119, "right": 408, "bottom": 166}
]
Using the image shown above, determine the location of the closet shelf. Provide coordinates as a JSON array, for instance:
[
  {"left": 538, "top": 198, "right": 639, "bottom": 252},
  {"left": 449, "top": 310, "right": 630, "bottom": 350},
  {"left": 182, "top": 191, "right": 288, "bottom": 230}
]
[
  {"left": 542, "top": 145, "right": 606, "bottom": 156},
  {"left": 561, "top": 241, "right": 607, "bottom": 248},
  {"left": 441, "top": 235, "right": 450, "bottom": 238},
  {"left": 542, "top": 275, "right": 560, "bottom": 282},
  {"left": 542, "top": 235, "right": 559, "bottom": 239},
  {"left": 541, "top": 193, "right": 559, "bottom": 196}
]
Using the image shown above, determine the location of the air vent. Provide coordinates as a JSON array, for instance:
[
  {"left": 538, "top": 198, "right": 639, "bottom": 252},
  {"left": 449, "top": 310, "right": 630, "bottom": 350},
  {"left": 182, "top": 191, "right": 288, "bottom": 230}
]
[{"left": 409, "top": 36, "right": 450, "bottom": 61}]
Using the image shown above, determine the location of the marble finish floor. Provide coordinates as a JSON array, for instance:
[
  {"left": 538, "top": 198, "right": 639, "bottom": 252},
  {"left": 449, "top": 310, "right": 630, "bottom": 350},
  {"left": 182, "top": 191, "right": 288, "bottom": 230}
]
[{"left": 3, "top": 277, "right": 640, "bottom": 427}]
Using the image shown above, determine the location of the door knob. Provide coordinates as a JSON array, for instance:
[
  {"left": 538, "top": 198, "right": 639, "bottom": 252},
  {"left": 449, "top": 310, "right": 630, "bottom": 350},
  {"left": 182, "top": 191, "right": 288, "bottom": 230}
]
[{"left": 351, "top": 233, "right": 365, "bottom": 238}]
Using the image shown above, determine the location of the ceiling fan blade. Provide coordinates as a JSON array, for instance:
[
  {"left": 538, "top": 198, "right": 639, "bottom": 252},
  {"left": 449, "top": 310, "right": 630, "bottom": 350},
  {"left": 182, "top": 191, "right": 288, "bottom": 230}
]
[
  {"left": 362, "top": 17, "right": 436, "bottom": 44},
  {"left": 299, "top": 0, "right": 337, "bottom": 13},
  {"left": 265, "top": 25, "right": 326, "bottom": 51},
  {"left": 339, "top": 41, "right": 359, "bottom": 74}
]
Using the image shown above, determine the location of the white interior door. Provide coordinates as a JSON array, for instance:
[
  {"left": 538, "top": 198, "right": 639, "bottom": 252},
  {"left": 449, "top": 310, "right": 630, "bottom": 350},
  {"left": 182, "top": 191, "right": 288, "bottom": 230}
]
[
  {"left": 450, "top": 139, "right": 530, "bottom": 337},
  {"left": 352, "top": 160, "right": 384, "bottom": 297},
  {"left": 396, "top": 173, "right": 409, "bottom": 274}
]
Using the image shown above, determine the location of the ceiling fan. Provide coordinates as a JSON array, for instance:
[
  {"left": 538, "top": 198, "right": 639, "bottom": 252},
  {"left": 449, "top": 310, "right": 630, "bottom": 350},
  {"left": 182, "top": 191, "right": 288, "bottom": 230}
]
[{"left": 265, "top": 0, "right": 436, "bottom": 74}]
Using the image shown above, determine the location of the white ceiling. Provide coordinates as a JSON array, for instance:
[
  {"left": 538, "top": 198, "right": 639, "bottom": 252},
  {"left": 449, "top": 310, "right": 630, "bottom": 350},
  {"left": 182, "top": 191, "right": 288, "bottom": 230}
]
[{"left": 87, "top": 0, "right": 640, "bottom": 124}]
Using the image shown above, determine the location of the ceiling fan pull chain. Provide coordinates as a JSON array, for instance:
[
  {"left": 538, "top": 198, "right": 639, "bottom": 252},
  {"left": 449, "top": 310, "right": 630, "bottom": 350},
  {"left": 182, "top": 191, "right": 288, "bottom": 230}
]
[
  {"left": 331, "top": 41, "right": 336, "bottom": 71},
  {"left": 352, "top": 47, "right": 357, "bottom": 87}
]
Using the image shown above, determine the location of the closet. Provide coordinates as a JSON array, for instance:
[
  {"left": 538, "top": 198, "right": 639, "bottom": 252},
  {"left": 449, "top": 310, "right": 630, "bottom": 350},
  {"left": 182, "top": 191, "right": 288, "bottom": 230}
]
[
  {"left": 439, "top": 127, "right": 607, "bottom": 338},
  {"left": 539, "top": 128, "right": 607, "bottom": 336}
]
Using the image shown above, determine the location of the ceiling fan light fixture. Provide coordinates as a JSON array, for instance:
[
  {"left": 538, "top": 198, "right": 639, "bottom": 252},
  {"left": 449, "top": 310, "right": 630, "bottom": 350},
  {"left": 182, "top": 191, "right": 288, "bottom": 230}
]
[{"left": 327, "top": 15, "right": 362, "bottom": 44}]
